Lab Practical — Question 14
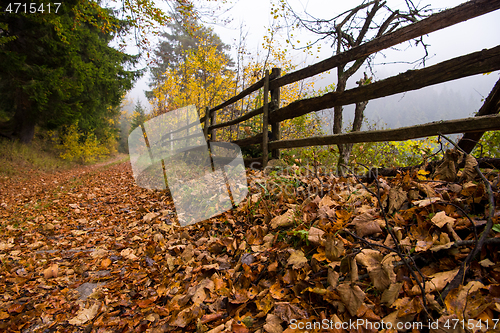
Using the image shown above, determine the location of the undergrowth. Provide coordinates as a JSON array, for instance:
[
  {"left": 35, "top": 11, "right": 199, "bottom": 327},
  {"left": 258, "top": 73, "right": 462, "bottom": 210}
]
[{"left": 0, "top": 137, "right": 73, "bottom": 177}]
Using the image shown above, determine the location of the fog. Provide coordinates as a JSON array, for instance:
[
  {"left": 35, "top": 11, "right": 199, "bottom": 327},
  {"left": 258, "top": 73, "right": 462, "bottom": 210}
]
[{"left": 127, "top": 0, "right": 500, "bottom": 132}]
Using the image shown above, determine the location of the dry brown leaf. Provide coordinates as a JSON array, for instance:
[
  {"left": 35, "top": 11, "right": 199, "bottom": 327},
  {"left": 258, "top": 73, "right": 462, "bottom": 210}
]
[
  {"left": 263, "top": 313, "right": 283, "bottom": 333},
  {"left": 397, "top": 297, "right": 424, "bottom": 317},
  {"left": 307, "top": 227, "right": 324, "bottom": 245},
  {"left": 411, "top": 268, "right": 459, "bottom": 294},
  {"left": 336, "top": 283, "right": 365, "bottom": 317},
  {"left": 355, "top": 249, "right": 391, "bottom": 291},
  {"left": 231, "top": 322, "right": 250, "bottom": 333},
  {"left": 255, "top": 293, "right": 274, "bottom": 314},
  {"left": 388, "top": 186, "right": 407, "bottom": 214},
  {"left": 433, "top": 149, "right": 460, "bottom": 181},
  {"left": 412, "top": 197, "right": 441, "bottom": 207},
  {"left": 7, "top": 303, "right": 24, "bottom": 314},
  {"left": 43, "top": 264, "right": 58, "bottom": 279},
  {"left": 181, "top": 244, "right": 194, "bottom": 262},
  {"left": 327, "top": 267, "right": 339, "bottom": 289},
  {"left": 270, "top": 282, "right": 288, "bottom": 300},
  {"left": 444, "top": 281, "right": 486, "bottom": 321},
  {"left": 351, "top": 212, "right": 383, "bottom": 237},
  {"left": 325, "top": 234, "right": 344, "bottom": 261},
  {"left": 381, "top": 282, "right": 403, "bottom": 306},
  {"left": 0, "top": 242, "right": 14, "bottom": 250},
  {"left": 270, "top": 209, "right": 294, "bottom": 229},
  {"left": 206, "top": 324, "right": 225, "bottom": 333},
  {"left": 68, "top": 302, "right": 100, "bottom": 325},
  {"left": 431, "top": 211, "right": 455, "bottom": 228},
  {"left": 430, "top": 232, "right": 454, "bottom": 252},
  {"left": 287, "top": 249, "right": 308, "bottom": 269},
  {"left": 461, "top": 154, "right": 478, "bottom": 182},
  {"left": 274, "top": 302, "right": 308, "bottom": 322},
  {"left": 170, "top": 307, "right": 194, "bottom": 327},
  {"left": 143, "top": 212, "right": 159, "bottom": 223},
  {"left": 319, "top": 195, "right": 335, "bottom": 208},
  {"left": 101, "top": 258, "right": 112, "bottom": 269},
  {"left": 120, "top": 248, "right": 137, "bottom": 260},
  {"left": 479, "top": 258, "right": 495, "bottom": 267}
]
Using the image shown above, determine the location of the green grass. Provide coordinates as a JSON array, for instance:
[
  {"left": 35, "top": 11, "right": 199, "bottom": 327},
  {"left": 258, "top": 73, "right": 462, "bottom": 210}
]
[{"left": 0, "top": 138, "right": 74, "bottom": 177}]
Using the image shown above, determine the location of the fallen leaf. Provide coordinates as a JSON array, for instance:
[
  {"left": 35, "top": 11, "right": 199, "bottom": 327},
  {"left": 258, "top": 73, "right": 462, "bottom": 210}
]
[
  {"left": 101, "top": 258, "right": 112, "bottom": 269},
  {"left": 270, "top": 209, "right": 294, "bottom": 229},
  {"left": 274, "top": 302, "right": 308, "bottom": 322},
  {"left": 68, "top": 303, "right": 100, "bottom": 325},
  {"left": 263, "top": 313, "right": 283, "bottom": 333},
  {"left": 307, "top": 227, "right": 324, "bottom": 245},
  {"left": 351, "top": 212, "right": 382, "bottom": 237},
  {"left": 433, "top": 149, "right": 460, "bottom": 181},
  {"left": 336, "top": 283, "right": 365, "bottom": 317},
  {"left": 255, "top": 293, "right": 274, "bottom": 314},
  {"left": 120, "top": 248, "right": 137, "bottom": 260},
  {"left": 355, "top": 249, "right": 392, "bottom": 291},
  {"left": 7, "top": 303, "right": 24, "bottom": 314},
  {"left": 170, "top": 307, "right": 195, "bottom": 327},
  {"left": 412, "top": 197, "right": 441, "bottom": 207},
  {"left": 269, "top": 282, "right": 288, "bottom": 300},
  {"left": 388, "top": 186, "right": 407, "bottom": 214},
  {"left": 287, "top": 249, "right": 308, "bottom": 269},
  {"left": 431, "top": 211, "right": 455, "bottom": 228},
  {"left": 43, "top": 264, "right": 58, "bottom": 279},
  {"left": 381, "top": 283, "right": 403, "bottom": 306},
  {"left": 325, "top": 234, "right": 344, "bottom": 261},
  {"left": 461, "top": 154, "right": 478, "bottom": 182}
]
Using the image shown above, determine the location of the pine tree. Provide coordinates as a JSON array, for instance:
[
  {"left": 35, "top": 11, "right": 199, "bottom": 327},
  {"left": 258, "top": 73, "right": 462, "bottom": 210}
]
[
  {"left": 0, "top": 2, "right": 139, "bottom": 143},
  {"left": 130, "top": 101, "right": 147, "bottom": 133},
  {"left": 146, "top": 4, "right": 232, "bottom": 102}
]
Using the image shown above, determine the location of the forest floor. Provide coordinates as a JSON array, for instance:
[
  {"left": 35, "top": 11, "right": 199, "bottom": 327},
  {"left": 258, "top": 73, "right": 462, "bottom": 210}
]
[{"left": 0, "top": 156, "right": 500, "bottom": 332}]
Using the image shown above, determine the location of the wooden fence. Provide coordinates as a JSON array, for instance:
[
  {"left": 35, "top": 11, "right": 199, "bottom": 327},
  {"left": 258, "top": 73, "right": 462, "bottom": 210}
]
[{"left": 195, "top": 0, "right": 500, "bottom": 168}]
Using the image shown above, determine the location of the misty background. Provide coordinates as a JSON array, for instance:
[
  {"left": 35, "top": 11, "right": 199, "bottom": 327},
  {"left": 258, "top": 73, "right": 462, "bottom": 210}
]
[{"left": 125, "top": 0, "right": 500, "bottom": 135}]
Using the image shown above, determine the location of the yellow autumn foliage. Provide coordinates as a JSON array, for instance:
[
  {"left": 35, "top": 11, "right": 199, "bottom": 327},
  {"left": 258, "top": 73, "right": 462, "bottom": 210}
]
[
  {"left": 149, "top": 25, "right": 325, "bottom": 144},
  {"left": 54, "top": 123, "right": 113, "bottom": 164}
]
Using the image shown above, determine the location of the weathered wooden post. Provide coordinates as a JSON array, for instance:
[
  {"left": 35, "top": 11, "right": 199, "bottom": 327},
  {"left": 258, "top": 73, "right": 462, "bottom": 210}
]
[
  {"left": 204, "top": 107, "right": 210, "bottom": 141},
  {"left": 270, "top": 68, "right": 281, "bottom": 160},
  {"left": 262, "top": 70, "right": 270, "bottom": 168},
  {"left": 210, "top": 108, "right": 217, "bottom": 141}
]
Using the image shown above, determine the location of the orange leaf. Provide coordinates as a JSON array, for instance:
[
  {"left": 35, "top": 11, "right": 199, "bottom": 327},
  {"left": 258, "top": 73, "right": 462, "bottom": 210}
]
[
  {"left": 43, "top": 264, "right": 58, "bottom": 279},
  {"left": 8, "top": 303, "right": 24, "bottom": 314}
]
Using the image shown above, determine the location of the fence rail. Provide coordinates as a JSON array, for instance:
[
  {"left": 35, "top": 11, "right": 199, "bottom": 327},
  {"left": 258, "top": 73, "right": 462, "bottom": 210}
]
[{"left": 197, "top": 0, "right": 500, "bottom": 168}]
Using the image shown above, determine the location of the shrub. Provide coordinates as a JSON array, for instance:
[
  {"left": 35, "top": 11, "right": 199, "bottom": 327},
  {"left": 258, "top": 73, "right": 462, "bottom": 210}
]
[{"left": 54, "top": 123, "right": 110, "bottom": 164}]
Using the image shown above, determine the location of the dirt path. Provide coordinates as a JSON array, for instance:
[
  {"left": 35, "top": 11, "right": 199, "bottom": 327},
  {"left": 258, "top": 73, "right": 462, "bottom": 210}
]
[{"left": 0, "top": 160, "right": 179, "bottom": 331}]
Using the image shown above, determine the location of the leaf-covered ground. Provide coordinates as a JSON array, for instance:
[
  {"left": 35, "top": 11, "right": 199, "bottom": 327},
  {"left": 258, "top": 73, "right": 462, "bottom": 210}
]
[{"left": 1, "top": 158, "right": 500, "bottom": 332}]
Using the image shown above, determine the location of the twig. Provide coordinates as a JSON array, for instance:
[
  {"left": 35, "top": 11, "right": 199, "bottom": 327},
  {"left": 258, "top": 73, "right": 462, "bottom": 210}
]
[
  {"left": 341, "top": 163, "right": 432, "bottom": 320},
  {"left": 437, "top": 133, "right": 496, "bottom": 304},
  {"left": 436, "top": 201, "right": 478, "bottom": 242},
  {"left": 342, "top": 229, "right": 398, "bottom": 253}
]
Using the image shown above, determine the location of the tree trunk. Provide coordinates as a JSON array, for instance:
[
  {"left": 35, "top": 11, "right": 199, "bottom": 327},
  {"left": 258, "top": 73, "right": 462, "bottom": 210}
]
[
  {"left": 457, "top": 78, "right": 500, "bottom": 154},
  {"left": 0, "top": 88, "right": 36, "bottom": 144},
  {"left": 334, "top": 70, "right": 347, "bottom": 175},
  {"left": 335, "top": 74, "right": 370, "bottom": 175}
]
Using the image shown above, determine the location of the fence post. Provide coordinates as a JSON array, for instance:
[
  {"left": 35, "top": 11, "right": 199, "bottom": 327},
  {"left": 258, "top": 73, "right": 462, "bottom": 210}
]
[
  {"left": 204, "top": 107, "right": 210, "bottom": 141},
  {"left": 210, "top": 108, "right": 217, "bottom": 141},
  {"left": 262, "top": 70, "right": 270, "bottom": 168},
  {"left": 270, "top": 68, "right": 281, "bottom": 160}
]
